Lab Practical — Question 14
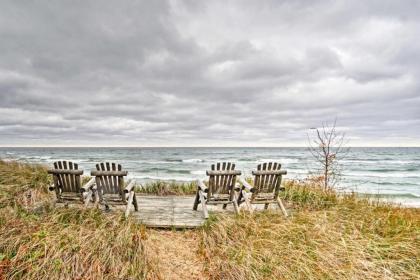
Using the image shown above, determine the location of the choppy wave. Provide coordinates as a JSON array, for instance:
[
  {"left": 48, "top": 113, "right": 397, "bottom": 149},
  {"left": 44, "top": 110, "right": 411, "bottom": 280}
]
[
  {"left": 257, "top": 158, "right": 298, "bottom": 164},
  {"left": 381, "top": 193, "right": 420, "bottom": 198},
  {"left": 190, "top": 170, "right": 206, "bottom": 175},
  {"left": 182, "top": 159, "right": 204, "bottom": 163},
  {"left": 348, "top": 190, "right": 420, "bottom": 198},
  {"left": 164, "top": 158, "right": 183, "bottom": 162},
  {"left": 344, "top": 171, "right": 420, "bottom": 178}
]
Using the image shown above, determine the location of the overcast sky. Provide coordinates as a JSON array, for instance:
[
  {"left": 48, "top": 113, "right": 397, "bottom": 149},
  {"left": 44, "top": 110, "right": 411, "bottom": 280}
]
[{"left": 0, "top": 0, "right": 419, "bottom": 147}]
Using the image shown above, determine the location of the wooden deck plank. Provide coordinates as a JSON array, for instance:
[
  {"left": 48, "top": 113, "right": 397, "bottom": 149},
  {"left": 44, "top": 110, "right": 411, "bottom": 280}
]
[{"left": 132, "top": 195, "right": 205, "bottom": 228}]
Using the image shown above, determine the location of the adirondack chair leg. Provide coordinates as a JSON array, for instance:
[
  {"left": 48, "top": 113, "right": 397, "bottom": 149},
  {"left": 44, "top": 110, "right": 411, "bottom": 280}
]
[
  {"left": 198, "top": 190, "right": 209, "bottom": 219},
  {"left": 55, "top": 187, "right": 62, "bottom": 203},
  {"left": 91, "top": 188, "right": 97, "bottom": 203},
  {"left": 264, "top": 203, "right": 269, "bottom": 210},
  {"left": 276, "top": 197, "right": 288, "bottom": 217},
  {"left": 93, "top": 193, "right": 99, "bottom": 208},
  {"left": 125, "top": 191, "right": 135, "bottom": 217},
  {"left": 243, "top": 192, "right": 253, "bottom": 213},
  {"left": 222, "top": 204, "right": 227, "bottom": 209},
  {"left": 193, "top": 190, "right": 200, "bottom": 210},
  {"left": 237, "top": 191, "right": 243, "bottom": 205},
  {"left": 54, "top": 187, "right": 61, "bottom": 202},
  {"left": 232, "top": 193, "right": 240, "bottom": 214},
  {"left": 133, "top": 193, "right": 139, "bottom": 211},
  {"left": 96, "top": 188, "right": 104, "bottom": 209},
  {"left": 84, "top": 190, "right": 93, "bottom": 208}
]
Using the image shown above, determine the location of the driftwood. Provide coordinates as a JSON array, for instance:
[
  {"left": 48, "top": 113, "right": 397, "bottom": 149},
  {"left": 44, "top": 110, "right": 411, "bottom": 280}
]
[
  {"left": 90, "top": 162, "right": 138, "bottom": 217},
  {"left": 193, "top": 162, "right": 241, "bottom": 218},
  {"left": 238, "top": 162, "right": 288, "bottom": 217},
  {"left": 48, "top": 161, "right": 95, "bottom": 206}
]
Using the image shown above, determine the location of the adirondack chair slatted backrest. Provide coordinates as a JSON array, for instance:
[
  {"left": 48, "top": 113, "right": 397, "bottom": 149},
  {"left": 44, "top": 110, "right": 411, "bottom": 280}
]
[
  {"left": 49, "top": 161, "right": 83, "bottom": 194},
  {"left": 94, "top": 162, "right": 127, "bottom": 198},
  {"left": 253, "top": 162, "right": 283, "bottom": 196},
  {"left": 207, "top": 162, "right": 240, "bottom": 197}
]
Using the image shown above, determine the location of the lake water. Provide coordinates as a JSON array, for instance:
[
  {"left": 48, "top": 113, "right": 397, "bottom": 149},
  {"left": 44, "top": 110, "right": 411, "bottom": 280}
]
[{"left": 1, "top": 147, "right": 419, "bottom": 207}]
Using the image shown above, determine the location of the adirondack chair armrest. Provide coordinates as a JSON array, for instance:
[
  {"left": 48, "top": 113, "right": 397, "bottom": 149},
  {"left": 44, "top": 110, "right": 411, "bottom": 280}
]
[
  {"left": 80, "top": 178, "right": 95, "bottom": 193},
  {"left": 124, "top": 179, "right": 136, "bottom": 193},
  {"left": 238, "top": 177, "right": 255, "bottom": 193},
  {"left": 197, "top": 179, "right": 208, "bottom": 193}
]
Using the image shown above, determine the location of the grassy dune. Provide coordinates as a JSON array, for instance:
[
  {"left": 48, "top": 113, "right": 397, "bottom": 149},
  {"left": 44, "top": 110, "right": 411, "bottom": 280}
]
[
  {"left": 202, "top": 188, "right": 420, "bottom": 279},
  {"left": 0, "top": 161, "right": 160, "bottom": 279},
  {"left": 0, "top": 160, "right": 419, "bottom": 279}
]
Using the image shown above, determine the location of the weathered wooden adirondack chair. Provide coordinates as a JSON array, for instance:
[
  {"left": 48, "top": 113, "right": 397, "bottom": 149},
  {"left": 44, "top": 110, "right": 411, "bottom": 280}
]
[
  {"left": 238, "top": 162, "right": 288, "bottom": 216},
  {"left": 193, "top": 162, "right": 241, "bottom": 218},
  {"left": 48, "top": 161, "right": 95, "bottom": 206},
  {"left": 90, "top": 162, "right": 138, "bottom": 217}
]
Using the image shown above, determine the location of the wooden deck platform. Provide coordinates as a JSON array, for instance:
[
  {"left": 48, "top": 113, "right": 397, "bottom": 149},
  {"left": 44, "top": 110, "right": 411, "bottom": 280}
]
[
  {"left": 131, "top": 196, "right": 205, "bottom": 228},
  {"left": 56, "top": 195, "right": 287, "bottom": 228},
  {"left": 130, "top": 195, "right": 285, "bottom": 228}
]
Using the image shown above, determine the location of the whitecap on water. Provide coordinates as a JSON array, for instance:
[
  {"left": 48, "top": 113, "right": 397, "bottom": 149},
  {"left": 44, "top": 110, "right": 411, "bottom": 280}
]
[
  {"left": 257, "top": 158, "right": 298, "bottom": 164},
  {"left": 344, "top": 171, "right": 420, "bottom": 178},
  {"left": 182, "top": 159, "right": 204, "bottom": 163},
  {"left": 190, "top": 170, "right": 206, "bottom": 175}
]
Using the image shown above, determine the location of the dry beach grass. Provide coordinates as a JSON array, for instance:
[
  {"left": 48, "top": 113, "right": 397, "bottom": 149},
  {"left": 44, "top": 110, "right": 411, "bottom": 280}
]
[
  {"left": 0, "top": 160, "right": 419, "bottom": 279},
  {"left": 202, "top": 194, "right": 420, "bottom": 279},
  {"left": 0, "top": 161, "right": 160, "bottom": 279},
  {"left": 137, "top": 180, "right": 197, "bottom": 196}
]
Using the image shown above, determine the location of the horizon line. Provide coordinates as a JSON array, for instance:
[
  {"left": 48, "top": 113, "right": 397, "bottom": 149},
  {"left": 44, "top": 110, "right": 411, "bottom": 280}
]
[{"left": 1, "top": 145, "right": 420, "bottom": 148}]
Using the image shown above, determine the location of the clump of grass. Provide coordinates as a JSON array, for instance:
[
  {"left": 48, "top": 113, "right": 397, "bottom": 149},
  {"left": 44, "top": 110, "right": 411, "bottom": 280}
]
[
  {"left": 201, "top": 191, "right": 420, "bottom": 279},
  {"left": 0, "top": 160, "right": 51, "bottom": 209},
  {"left": 281, "top": 178, "right": 339, "bottom": 210},
  {"left": 137, "top": 180, "right": 197, "bottom": 196},
  {"left": 0, "top": 160, "right": 161, "bottom": 279},
  {"left": 0, "top": 208, "right": 159, "bottom": 279},
  {"left": 0, "top": 160, "right": 49, "bottom": 188}
]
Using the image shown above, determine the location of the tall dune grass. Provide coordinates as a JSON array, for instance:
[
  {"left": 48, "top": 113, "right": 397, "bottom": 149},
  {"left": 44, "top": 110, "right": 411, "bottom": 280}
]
[
  {"left": 137, "top": 180, "right": 197, "bottom": 196},
  {"left": 201, "top": 182, "right": 420, "bottom": 279},
  {"left": 0, "top": 209, "right": 155, "bottom": 279},
  {"left": 0, "top": 160, "right": 160, "bottom": 279},
  {"left": 0, "top": 160, "right": 50, "bottom": 209}
]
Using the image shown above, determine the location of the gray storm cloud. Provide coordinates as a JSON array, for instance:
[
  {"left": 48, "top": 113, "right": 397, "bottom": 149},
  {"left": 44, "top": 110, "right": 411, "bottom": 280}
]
[{"left": 0, "top": 0, "right": 419, "bottom": 146}]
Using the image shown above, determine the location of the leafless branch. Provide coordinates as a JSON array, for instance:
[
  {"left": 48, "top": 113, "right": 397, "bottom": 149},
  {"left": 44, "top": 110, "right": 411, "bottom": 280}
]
[{"left": 307, "top": 119, "right": 348, "bottom": 189}]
